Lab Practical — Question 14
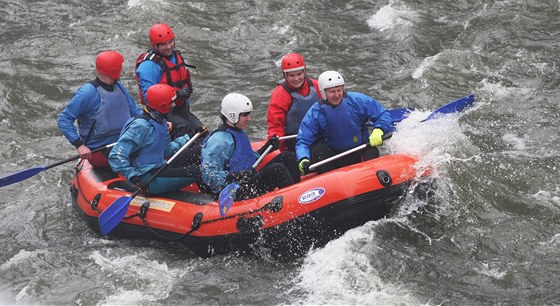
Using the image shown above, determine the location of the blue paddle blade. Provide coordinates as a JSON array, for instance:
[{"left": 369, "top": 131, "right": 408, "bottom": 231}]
[
  {"left": 422, "top": 94, "right": 475, "bottom": 122},
  {"left": 388, "top": 107, "right": 414, "bottom": 123},
  {"left": 0, "top": 166, "right": 46, "bottom": 188},
  {"left": 98, "top": 196, "right": 132, "bottom": 235},
  {"left": 388, "top": 107, "right": 415, "bottom": 132},
  {"left": 219, "top": 183, "right": 239, "bottom": 217}
]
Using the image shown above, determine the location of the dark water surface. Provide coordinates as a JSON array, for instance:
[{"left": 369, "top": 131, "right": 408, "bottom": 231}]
[{"left": 1, "top": 0, "right": 559, "bottom": 304}]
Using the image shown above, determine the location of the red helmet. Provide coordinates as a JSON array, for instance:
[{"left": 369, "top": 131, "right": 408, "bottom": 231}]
[
  {"left": 146, "top": 84, "right": 177, "bottom": 114},
  {"left": 149, "top": 23, "right": 175, "bottom": 49},
  {"left": 95, "top": 50, "right": 124, "bottom": 80},
  {"left": 281, "top": 53, "right": 306, "bottom": 74}
]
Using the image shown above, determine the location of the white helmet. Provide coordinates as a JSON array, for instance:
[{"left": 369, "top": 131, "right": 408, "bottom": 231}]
[
  {"left": 221, "top": 93, "right": 253, "bottom": 124},
  {"left": 318, "top": 70, "right": 345, "bottom": 98}
]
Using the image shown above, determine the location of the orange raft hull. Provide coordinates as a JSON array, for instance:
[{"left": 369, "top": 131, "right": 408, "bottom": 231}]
[{"left": 71, "top": 152, "right": 430, "bottom": 257}]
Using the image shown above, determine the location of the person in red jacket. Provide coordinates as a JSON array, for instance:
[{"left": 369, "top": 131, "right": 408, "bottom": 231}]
[{"left": 266, "top": 53, "right": 322, "bottom": 151}]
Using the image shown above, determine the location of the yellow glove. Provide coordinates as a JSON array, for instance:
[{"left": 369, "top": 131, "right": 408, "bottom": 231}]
[
  {"left": 369, "top": 128, "right": 384, "bottom": 147},
  {"left": 298, "top": 158, "right": 311, "bottom": 175}
]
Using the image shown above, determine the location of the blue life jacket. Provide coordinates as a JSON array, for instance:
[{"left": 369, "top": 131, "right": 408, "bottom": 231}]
[
  {"left": 280, "top": 78, "right": 319, "bottom": 135},
  {"left": 126, "top": 116, "right": 167, "bottom": 169},
  {"left": 81, "top": 83, "right": 131, "bottom": 146},
  {"left": 320, "top": 98, "right": 368, "bottom": 151},
  {"left": 209, "top": 124, "right": 256, "bottom": 172}
]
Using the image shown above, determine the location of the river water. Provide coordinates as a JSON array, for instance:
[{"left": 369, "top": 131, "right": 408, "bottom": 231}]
[{"left": 1, "top": 0, "right": 559, "bottom": 305}]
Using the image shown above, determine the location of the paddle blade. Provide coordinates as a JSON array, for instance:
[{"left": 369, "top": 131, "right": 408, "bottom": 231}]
[
  {"left": 219, "top": 183, "right": 239, "bottom": 217},
  {"left": 388, "top": 107, "right": 414, "bottom": 123},
  {"left": 0, "top": 167, "right": 46, "bottom": 188},
  {"left": 98, "top": 196, "right": 132, "bottom": 235},
  {"left": 422, "top": 94, "right": 475, "bottom": 122}
]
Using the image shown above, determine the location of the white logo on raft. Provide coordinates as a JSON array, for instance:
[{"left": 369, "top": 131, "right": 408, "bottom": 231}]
[{"left": 298, "top": 187, "right": 325, "bottom": 204}]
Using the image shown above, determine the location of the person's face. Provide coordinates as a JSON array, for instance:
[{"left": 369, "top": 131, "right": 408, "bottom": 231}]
[
  {"left": 285, "top": 69, "right": 305, "bottom": 88},
  {"left": 236, "top": 111, "right": 251, "bottom": 129},
  {"left": 156, "top": 38, "right": 175, "bottom": 57},
  {"left": 325, "top": 86, "right": 344, "bottom": 105}
]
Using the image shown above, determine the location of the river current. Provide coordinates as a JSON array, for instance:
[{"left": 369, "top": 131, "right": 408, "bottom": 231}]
[{"left": 0, "top": 0, "right": 559, "bottom": 304}]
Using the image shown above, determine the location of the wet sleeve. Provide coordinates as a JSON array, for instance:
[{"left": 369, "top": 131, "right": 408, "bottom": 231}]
[
  {"left": 164, "top": 133, "right": 190, "bottom": 157},
  {"left": 108, "top": 120, "right": 151, "bottom": 180},
  {"left": 295, "top": 104, "right": 323, "bottom": 161},
  {"left": 136, "top": 61, "right": 163, "bottom": 103},
  {"left": 57, "top": 84, "right": 97, "bottom": 147},
  {"left": 201, "top": 132, "right": 235, "bottom": 192},
  {"left": 267, "top": 86, "right": 291, "bottom": 139}
]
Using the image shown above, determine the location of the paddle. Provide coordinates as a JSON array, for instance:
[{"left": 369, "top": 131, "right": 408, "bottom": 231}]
[
  {"left": 421, "top": 94, "right": 474, "bottom": 122},
  {"left": 0, "top": 142, "right": 116, "bottom": 188},
  {"left": 98, "top": 132, "right": 202, "bottom": 235},
  {"left": 218, "top": 144, "right": 275, "bottom": 217},
  {"left": 276, "top": 94, "right": 474, "bottom": 140},
  {"left": 308, "top": 133, "right": 393, "bottom": 172},
  {"left": 308, "top": 94, "right": 475, "bottom": 171},
  {"left": 388, "top": 107, "right": 414, "bottom": 124}
]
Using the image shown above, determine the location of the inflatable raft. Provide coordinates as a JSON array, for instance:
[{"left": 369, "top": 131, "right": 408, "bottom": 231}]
[{"left": 70, "top": 147, "right": 430, "bottom": 258}]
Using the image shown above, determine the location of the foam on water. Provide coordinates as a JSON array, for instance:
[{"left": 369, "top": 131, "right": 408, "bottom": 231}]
[
  {"left": 367, "top": 2, "right": 418, "bottom": 31},
  {"left": 90, "top": 250, "right": 186, "bottom": 305},
  {"left": 292, "top": 107, "right": 477, "bottom": 304},
  {"left": 293, "top": 221, "right": 419, "bottom": 305}
]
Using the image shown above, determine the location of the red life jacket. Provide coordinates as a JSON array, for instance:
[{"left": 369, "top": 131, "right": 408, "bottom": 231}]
[{"left": 135, "top": 50, "right": 193, "bottom": 107}]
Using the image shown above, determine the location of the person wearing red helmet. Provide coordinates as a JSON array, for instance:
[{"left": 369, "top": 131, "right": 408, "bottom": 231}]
[
  {"left": 109, "top": 84, "right": 201, "bottom": 195},
  {"left": 266, "top": 53, "right": 322, "bottom": 151},
  {"left": 201, "top": 93, "right": 300, "bottom": 199},
  {"left": 57, "top": 50, "right": 143, "bottom": 167},
  {"left": 135, "top": 23, "right": 205, "bottom": 142}
]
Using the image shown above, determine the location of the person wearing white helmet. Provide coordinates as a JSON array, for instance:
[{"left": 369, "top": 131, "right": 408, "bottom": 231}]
[
  {"left": 295, "top": 70, "right": 392, "bottom": 175},
  {"left": 266, "top": 53, "right": 322, "bottom": 151},
  {"left": 201, "top": 93, "right": 300, "bottom": 199}
]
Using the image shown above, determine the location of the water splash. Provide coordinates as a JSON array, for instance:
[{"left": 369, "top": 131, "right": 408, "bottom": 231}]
[{"left": 367, "top": 2, "right": 418, "bottom": 31}]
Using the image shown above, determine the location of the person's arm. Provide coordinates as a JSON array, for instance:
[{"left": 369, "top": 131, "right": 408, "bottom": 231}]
[
  {"left": 266, "top": 86, "right": 292, "bottom": 139},
  {"left": 164, "top": 131, "right": 190, "bottom": 158},
  {"left": 57, "top": 83, "right": 97, "bottom": 148},
  {"left": 108, "top": 120, "right": 151, "bottom": 180},
  {"left": 295, "top": 104, "right": 323, "bottom": 161},
  {"left": 356, "top": 93, "right": 392, "bottom": 133},
  {"left": 136, "top": 61, "right": 163, "bottom": 103},
  {"left": 201, "top": 132, "right": 235, "bottom": 192}
]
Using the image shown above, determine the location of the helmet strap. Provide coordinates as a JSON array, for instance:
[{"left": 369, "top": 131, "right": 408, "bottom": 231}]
[{"left": 145, "top": 107, "right": 167, "bottom": 123}]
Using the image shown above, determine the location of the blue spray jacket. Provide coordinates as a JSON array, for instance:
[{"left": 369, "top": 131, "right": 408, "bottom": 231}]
[
  {"left": 108, "top": 116, "right": 189, "bottom": 180},
  {"left": 295, "top": 91, "right": 392, "bottom": 161},
  {"left": 200, "top": 127, "right": 259, "bottom": 193},
  {"left": 57, "top": 81, "right": 143, "bottom": 149}
]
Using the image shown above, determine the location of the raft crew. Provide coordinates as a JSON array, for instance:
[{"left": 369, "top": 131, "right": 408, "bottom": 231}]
[
  {"left": 266, "top": 53, "right": 322, "bottom": 151},
  {"left": 57, "top": 50, "right": 143, "bottom": 168},
  {"left": 108, "top": 84, "right": 201, "bottom": 195},
  {"left": 296, "top": 70, "right": 392, "bottom": 175},
  {"left": 201, "top": 93, "right": 300, "bottom": 200}
]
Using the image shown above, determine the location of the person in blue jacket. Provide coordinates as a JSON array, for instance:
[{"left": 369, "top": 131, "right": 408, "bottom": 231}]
[
  {"left": 201, "top": 93, "right": 300, "bottom": 200},
  {"left": 57, "top": 50, "right": 143, "bottom": 167},
  {"left": 296, "top": 70, "right": 392, "bottom": 175},
  {"left": 109, "top": 84, "right": 200, "bottom": 195}
]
